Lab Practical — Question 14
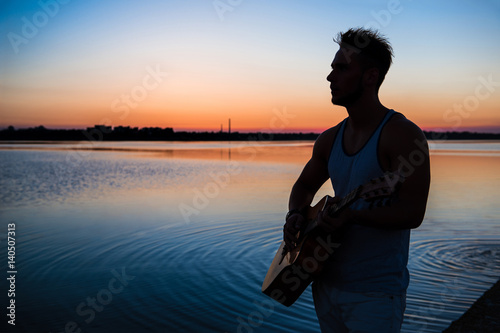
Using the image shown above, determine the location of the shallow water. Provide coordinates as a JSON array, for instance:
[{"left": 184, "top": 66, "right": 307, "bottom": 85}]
[{"left": 0, "top": 141, "right": 499, "bottom": 332}]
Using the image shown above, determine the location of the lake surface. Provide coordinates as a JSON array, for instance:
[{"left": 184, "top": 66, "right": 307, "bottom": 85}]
[{"left": 1, "top": 140, "right": 499, "bottom": 332}]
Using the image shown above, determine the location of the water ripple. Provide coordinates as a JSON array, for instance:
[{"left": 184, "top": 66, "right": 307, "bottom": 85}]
[
  {"left": 3, "top": 145, "right": 500, "bottom": 332},
  {"left": 403, "top": 237, "right": 500, "bottom": 332}
]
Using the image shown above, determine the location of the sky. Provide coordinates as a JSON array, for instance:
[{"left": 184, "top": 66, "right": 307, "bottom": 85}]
[{"left": 1, "top": 0, "right": 499, "bottom": 133}]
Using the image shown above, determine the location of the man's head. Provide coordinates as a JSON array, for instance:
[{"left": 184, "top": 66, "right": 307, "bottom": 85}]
[
  {"left": 335, "top": 28, "right": 393, "bottom": 88},
  {"left": 327, "top": 28, "right": 393, "bottom": 106}
]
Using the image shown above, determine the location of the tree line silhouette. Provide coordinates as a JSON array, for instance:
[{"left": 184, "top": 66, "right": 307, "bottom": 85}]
[{"left": 1, "top": 125, "right": 499, "bottom": 141}]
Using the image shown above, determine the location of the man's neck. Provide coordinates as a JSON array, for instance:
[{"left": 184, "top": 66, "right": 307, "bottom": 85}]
[{"left": 345, "top": 95, "right": 388, "bottom": 131}]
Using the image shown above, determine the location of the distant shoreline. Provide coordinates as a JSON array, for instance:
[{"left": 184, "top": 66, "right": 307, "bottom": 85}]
[{"left": 1, "top": 125, "right": 500, "bottom": 141}]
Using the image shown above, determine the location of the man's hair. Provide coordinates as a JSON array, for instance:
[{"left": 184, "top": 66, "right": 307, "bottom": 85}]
[{"left": 334, "top": 28, "right": 393, "bottom": 88}]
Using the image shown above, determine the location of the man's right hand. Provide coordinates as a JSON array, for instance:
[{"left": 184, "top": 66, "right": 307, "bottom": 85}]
[{"left": 283, "top": 212, "right": 306, "bottom": 252}]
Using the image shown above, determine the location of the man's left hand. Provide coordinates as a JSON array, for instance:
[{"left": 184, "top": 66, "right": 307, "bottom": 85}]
[{"left": 316, "top": 197, "right": 351, "bottom": 233}]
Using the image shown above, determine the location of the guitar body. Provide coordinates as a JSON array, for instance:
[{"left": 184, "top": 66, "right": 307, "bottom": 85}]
[
  {"left": 261, "top": 172, "right": 403, "bottom": 307},
  {"left": 261, "top": 196, "right": 341, "bottom": 307}
]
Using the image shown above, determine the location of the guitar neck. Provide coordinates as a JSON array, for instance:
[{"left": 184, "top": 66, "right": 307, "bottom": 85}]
[
  {"left": 302, "top": 172, "right": 401, "bottom": 234},
  {"left": 325, "top": 185, "right": 362, "bottom": 218},
  {"left": 301, "top": 186, "right": 362, "bottom": 236}
]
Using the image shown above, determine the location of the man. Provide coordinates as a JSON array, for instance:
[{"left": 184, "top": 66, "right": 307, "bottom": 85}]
[{"left": 283, "top": 28, "right": 430, "bottom": 332}]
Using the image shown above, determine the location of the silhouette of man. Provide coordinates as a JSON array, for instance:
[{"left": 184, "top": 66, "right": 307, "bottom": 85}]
[{"left": 283, "top": 28, "right": 430, "bottom": 332}]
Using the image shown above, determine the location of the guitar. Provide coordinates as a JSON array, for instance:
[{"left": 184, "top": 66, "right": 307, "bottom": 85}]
[{"left": 261, "top": 172, "right": 404, "bottom": 307}]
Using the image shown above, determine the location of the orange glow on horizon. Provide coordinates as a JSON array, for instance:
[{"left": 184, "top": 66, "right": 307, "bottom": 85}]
[{"left": 1, "top": 81, "right": 499, "bottom": 134}]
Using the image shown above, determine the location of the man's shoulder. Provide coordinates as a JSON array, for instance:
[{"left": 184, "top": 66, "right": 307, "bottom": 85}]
[
  {"left": 381, "top": 112, "right": 428, "bottom": 152},
  {"left": 312, "top": 122, "right": 343, "bottom": 160},
  {"left": 319, "top": 123, "right": 342, "bottom": 141},
  {"left": 384, "top": 112, "right": 426, "bottom": 140}
]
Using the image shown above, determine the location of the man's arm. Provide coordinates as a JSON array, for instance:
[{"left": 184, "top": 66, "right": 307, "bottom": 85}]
[
  {"left": 328, "top": 117, "right": 431, "bottom": 230},
  {"left": 284, "top": 126, "right": 338, "bottom": 249}
]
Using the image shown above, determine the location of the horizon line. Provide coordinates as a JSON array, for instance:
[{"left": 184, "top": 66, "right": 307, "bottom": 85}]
[{"left": 2, "top": 124, "right": 500, "bottom": 135}]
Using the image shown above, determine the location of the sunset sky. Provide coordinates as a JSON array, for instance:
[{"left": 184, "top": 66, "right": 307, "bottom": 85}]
[{"left": 1, "top": 0, "right": 499, "bottom": 133}]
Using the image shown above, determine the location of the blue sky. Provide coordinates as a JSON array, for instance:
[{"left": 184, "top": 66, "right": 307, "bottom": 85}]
[{"left": 1, "top": 0, "right": 499, "bottom": 132}]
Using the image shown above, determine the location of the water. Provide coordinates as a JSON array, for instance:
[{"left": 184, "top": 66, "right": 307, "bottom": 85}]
[{"left": 0, "top": 141, "right": 499, "bottom": 332}]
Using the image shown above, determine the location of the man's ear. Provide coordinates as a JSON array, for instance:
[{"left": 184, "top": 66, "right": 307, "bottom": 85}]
[{"left": 363, "top": 67, "right": 380, "bottom": 87}]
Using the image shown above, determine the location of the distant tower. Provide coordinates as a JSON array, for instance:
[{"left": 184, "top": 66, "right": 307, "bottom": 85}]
[{"left": 228, "top": 118, "right": 231, "bottom": 136}]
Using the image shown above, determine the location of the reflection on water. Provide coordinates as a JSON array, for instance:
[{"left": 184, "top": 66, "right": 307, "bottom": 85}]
[
  {"left": 0, "top": 141, "right": 499, "bottom": 332},
  {"left": 0, "top": 140, "right": 314, "bottom": 164}
]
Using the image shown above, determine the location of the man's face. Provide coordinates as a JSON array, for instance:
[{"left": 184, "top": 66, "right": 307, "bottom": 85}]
[{"left": 326, "top": 48, "right": 365, "bottom": 107}]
